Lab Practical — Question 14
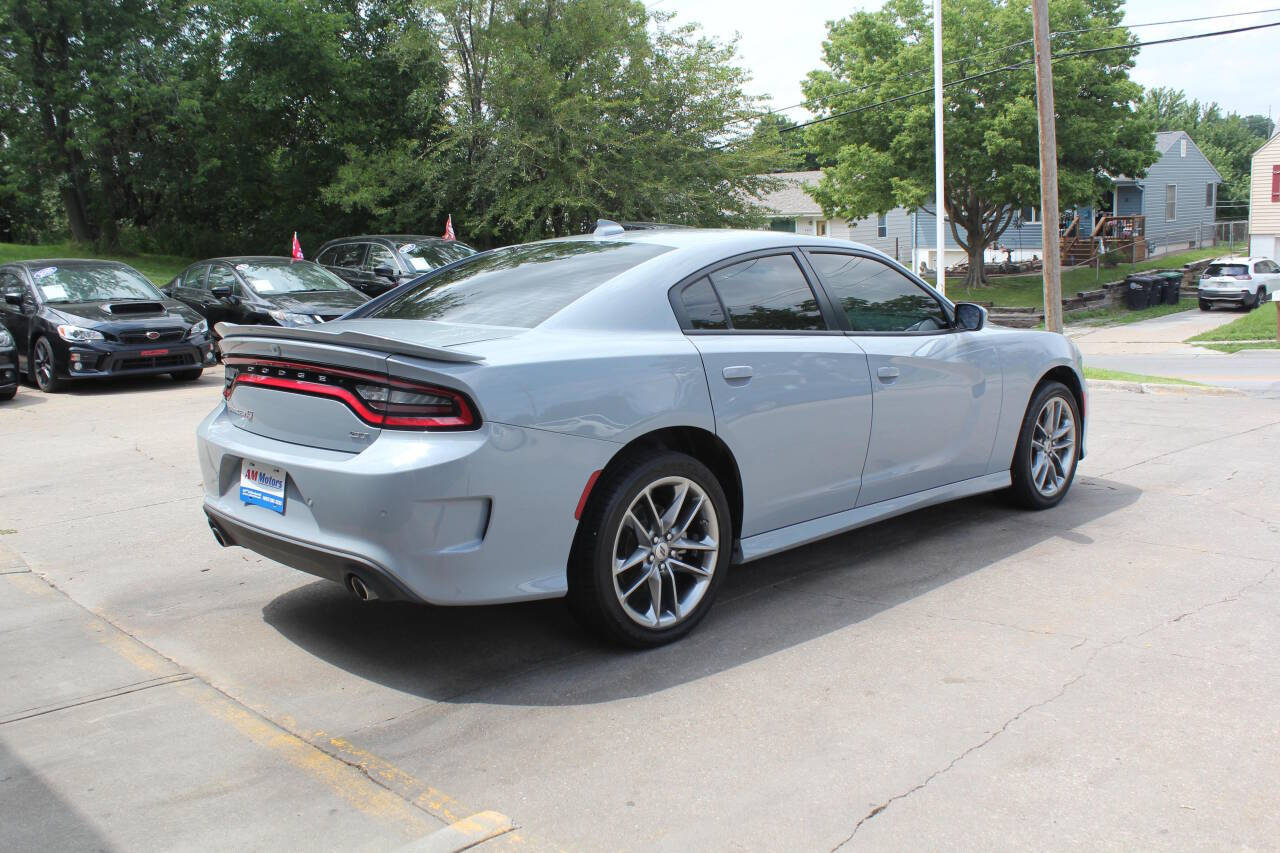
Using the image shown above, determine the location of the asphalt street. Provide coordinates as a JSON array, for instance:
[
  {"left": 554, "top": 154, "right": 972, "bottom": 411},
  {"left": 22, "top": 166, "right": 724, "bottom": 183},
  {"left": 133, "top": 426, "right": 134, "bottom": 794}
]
[{"left": 2, "top": 364, "right": 1279, "bottom": 850}]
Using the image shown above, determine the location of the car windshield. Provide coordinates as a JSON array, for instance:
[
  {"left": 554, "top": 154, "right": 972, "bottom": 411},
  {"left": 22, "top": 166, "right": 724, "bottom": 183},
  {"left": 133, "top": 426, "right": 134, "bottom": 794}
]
[
  {"left": 236, "top": 262, "right": 350, "bottom": 294},
  {"left": 1205, "top": 264, "right": 1248, "bottom": 277},
  {"left": 395, "top": 240, "right": 477, "bottom": 272},
  {"left": 32, "top": 264, "right": 162, "bottom": 303},
  {"left": 371, "top": 241, "right": 672, "bottom": 327}
]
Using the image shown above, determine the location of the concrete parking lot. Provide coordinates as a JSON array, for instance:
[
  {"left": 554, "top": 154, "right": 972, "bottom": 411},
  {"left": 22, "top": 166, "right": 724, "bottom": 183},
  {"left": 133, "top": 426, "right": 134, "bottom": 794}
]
[{"left": 2, "top": 370, "right": 1279, "bottom": 850}]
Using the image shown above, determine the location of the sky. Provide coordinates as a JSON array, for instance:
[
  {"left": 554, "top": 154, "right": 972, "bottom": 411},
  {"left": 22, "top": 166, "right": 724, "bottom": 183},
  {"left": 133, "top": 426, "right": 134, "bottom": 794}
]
[{"left": 651, "top": 0, "right": 1280, "bottom": 123}]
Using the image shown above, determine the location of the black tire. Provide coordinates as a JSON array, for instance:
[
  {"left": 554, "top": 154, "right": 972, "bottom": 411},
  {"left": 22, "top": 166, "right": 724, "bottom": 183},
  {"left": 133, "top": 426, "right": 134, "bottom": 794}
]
[
  {"left": 1256, "top": 288, "right": 1266, "bottom": 310},
  {"left": 1198, "top": 300, "right": 1211, "bottom": 311},
  {"left": 1008, "top": 381, "right": 1081, "bottom": 510},
  {"left": 1244, "top": 290, "right": 1259, "bottom": 310},
  {"left": 171, "top": 367, "right": 203, "bottom": 382},
  {"left": 32, "top": 337, "right": 64, "bottom": 393},
  {"left": 567, "top": 450, "right": 732, "bottom": 648},
  {"left": 0, "top": 386, "right": 14, "bottom": 401}
]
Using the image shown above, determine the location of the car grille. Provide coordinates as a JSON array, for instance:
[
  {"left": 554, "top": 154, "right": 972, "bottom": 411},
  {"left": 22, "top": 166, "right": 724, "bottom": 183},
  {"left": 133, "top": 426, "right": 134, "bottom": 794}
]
[
  {"left": 118, "top": 330, "right": 185, "bottom": 344},
  {"left": 114, "top": 354, "right": 193, "bottom": 371}
]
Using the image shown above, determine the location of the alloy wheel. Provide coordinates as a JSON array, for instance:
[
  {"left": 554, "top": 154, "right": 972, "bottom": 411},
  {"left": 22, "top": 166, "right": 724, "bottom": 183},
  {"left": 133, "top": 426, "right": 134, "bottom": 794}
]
[
  {"left": 611, "top": 476, "right": 719, "bottom": 629},
  {"left": 34, "top": 339, "right": 55, "bottom": 389},
  {"left": 1029, "top": 396, "right": 1076, "bottom": 498}
]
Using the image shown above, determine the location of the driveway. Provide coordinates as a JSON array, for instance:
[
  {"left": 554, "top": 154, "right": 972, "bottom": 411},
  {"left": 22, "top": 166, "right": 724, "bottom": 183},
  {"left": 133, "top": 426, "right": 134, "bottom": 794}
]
[
  {"left": 1070, "top": 308, "right": 1280, "bottom": 396},
  {"left": 2, "top": 375, "right": 1279, "bottom": 850}
]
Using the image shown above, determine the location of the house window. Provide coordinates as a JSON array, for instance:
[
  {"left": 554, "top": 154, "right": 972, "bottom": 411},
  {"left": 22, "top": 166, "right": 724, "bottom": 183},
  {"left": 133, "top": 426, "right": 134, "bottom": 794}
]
[
  {"left": 1180, "top": 138, "right": 1187, "bottom": 157},
  {"left": 1019, "top": 206, "right": 1041, "bottom": 224},
  {"left": 1165, "top": 184, "right": 1177, "bottom": 221},
  {"left": 1206, "top": 183, "right": 1214, "bottom": 207},
  {"left": 877, "top": 214, "right": 887, "bottom": 238}
]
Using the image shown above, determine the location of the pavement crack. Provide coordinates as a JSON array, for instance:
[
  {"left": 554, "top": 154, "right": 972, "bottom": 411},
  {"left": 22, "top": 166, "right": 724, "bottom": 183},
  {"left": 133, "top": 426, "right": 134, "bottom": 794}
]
[
  {"left": 0, "top": 673, "right": 193, "bottom": 726},
  {"left": 831, "top": 649, "right": 1101, "bottom": 850}
]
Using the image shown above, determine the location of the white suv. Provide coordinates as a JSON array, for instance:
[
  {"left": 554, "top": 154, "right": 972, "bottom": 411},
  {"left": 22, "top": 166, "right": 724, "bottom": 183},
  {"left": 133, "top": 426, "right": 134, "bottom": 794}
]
[{"left": 1198, "top": 256, "right": 1280, "bottom": 310}]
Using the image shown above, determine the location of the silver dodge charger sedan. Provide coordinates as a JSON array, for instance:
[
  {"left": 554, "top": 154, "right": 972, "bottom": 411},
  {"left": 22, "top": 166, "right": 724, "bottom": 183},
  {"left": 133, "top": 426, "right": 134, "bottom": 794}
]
[{"left": 198, "top": 225, "right": 1085, "bottom": 647}]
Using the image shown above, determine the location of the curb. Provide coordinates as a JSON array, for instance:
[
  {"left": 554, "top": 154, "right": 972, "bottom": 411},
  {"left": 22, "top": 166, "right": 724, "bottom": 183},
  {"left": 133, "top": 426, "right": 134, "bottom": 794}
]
[{"left": 1086, "top": 379, "right": 1242, "bottom": 396}]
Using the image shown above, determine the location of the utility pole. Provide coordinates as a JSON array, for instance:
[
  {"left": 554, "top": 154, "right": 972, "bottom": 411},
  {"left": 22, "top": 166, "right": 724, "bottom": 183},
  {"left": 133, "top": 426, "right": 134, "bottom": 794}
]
[
  {"left": 1031, "top": 0, "right": 1062, "bottom": 332},
  {"left": 933, "top": 0, "right": 946, "bottom": 296}
]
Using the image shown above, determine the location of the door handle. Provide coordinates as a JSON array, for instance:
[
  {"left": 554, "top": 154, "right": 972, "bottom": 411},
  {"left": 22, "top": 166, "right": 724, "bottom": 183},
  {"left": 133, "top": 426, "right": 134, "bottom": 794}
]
[
  {"left": 877, "top": 366, "right": 900, "bottom": 382},
  {"left": 722, "top": 365, "right": 753, "bottom": 382}
]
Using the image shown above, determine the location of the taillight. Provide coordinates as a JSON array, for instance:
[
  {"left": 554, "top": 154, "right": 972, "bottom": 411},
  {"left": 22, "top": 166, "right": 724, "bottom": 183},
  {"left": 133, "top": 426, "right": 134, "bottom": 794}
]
[{"left": 223, "top": 358, "right": 477, "bottom": 430}]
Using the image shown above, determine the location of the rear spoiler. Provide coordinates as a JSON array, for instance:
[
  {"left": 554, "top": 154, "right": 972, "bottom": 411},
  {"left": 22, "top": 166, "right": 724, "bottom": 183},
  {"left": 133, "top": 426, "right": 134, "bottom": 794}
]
[{"left": 214, "top": 322, "right": 484, "bottom": 364}]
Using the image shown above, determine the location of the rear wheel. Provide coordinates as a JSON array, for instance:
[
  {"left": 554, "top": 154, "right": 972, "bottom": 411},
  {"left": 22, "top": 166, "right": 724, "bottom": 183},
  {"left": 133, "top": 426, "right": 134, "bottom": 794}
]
[
  {"left": 1256, "top": 288, "right": 1267, "bottom": 310},
  {"left": 568, "top": 451, "right": 731, "bottom": 647},
  {"left": 1009, "top": 381, "right": 1080, "bottom": 510},
  {"left": 171, "top": 367, "right": 203, "bottom": 382},
  {"left": 1244, "top": 289, "right": 1259, "bottom": 310},
  {"left": 1198, "top": 299, "right": 1211, "bottom": 311},
  {"left": 32, "top": 337, "right": 64, "bottom": 393}
]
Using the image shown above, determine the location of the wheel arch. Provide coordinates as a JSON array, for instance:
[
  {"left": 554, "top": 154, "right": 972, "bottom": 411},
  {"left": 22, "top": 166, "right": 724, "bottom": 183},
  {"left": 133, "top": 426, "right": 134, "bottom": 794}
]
[
  {"left": 1036, "top": 364, "right": 1085, "bottom": 421},
  {"left": 584, "top": 425, "right": 745, "bottom": 550}
]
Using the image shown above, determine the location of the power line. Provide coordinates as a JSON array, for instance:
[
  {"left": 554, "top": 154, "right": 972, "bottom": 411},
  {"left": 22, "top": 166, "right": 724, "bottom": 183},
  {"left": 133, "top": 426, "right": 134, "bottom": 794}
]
[
  {"left": 774, "top": 19, "right": 1280, "bottom": 136},
  {"left": 740, "top": 6, "right": 1280, "bottom": 126}
]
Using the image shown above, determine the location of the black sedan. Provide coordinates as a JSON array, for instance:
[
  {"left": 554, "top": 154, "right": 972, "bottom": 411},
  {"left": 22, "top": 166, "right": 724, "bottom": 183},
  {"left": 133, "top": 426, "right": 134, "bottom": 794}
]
[
  {"left": 314, "top": 235, "right": 476, "bottom": 296},
  {"left": 0, "top": 260, "right": 213, "bottom": 393},
  {"left": 0, "top": 322, "right": 17, "bottom": 401},
  {"left": 165, "top": 257, "right": 368, "bottom": 354}
]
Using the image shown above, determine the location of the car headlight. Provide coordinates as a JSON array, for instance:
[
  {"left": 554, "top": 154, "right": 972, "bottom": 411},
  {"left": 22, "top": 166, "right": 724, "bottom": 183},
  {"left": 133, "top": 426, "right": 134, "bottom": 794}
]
[
  {"left": 56, "top": 325, "right": 105, "bottom": 343},
  {"left": 187, "top": 319, "right": 208, "bottom": 338},
  {"left": 0, "top": 327, "right": 13, "bottom": 348},
  {"left": 267, "top": 310, "right": 319, "bottom": 327}
]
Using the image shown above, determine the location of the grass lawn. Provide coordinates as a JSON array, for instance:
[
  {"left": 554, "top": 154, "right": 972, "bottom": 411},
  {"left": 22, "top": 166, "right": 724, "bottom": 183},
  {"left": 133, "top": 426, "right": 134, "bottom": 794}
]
[
  {"left": 0, "top": 241, "right": 193, "bottom": 286},
  {"left": 1083, "top": 366, "right": 1202, "bottom": 386},
  {"left": 1187, "top": 302, "right": 1278, "bottom": 343},
  {"left": 1198, "top": 341, "right": 1280, "bottom": 353},
  {"left": 1064, "top": 301, "right": 1194, "bottom": 327},
  {"left": 923, "top": 246, "right": 1222, "bottom": 308}
]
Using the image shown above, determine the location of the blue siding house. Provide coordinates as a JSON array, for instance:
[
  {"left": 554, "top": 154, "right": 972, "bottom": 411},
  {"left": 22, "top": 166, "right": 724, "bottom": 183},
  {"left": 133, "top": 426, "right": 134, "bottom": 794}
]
[{"left": 755, "top": 130, "right": 1222, "bottom": 269}]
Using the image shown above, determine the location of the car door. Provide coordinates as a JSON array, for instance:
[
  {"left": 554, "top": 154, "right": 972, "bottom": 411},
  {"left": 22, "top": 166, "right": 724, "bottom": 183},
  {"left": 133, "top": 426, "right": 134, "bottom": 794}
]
[
  {"left": 804, "top": 250, "right": 1003, "bottom": 507},
  {"left": 174, "top": 264, "right": 209, "bottom": 314},
  {"left": 675, "top": 250, "right": 874, "bottom": 537},
  {"left": 0, "top": 271, "right": 32, "bottom": 369},
  {"left": 361, "top": 242, "right": 401, "bottom": 294},
  {"left": 1255, "top": 260, "right": 1280, "bottom": 295},
  {"left": 204, "top": 264, "right": 244, "bottom": 327},
  {"left": 322, "top": 243, "right": 369, "bottom": 291}
]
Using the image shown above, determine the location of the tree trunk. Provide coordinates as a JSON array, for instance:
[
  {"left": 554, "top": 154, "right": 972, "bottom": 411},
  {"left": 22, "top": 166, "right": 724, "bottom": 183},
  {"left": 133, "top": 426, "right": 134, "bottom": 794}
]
[
  {"left": 61, "top": 186, "right": 94, "bottom": 243},
  {"left": 963, "top": 241, "right": 987, "bottom": 288}
]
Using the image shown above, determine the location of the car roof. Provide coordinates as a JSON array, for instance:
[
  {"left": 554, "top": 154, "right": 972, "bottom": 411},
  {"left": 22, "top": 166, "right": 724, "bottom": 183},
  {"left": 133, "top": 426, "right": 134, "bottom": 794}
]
[
  {"left": 6, "top": 258, "right": 136, "bottom": 269},
  {"left": 201, "top": 256, "right": 317, "bottom": 265},
  {"left": 1209, "top": 256, "right": 1262, "bottom": 264},
  {"left": 548, "top": 226, "right": 883, "bottom": 255},
  {"left": 319, "top": 235, "right": 453, "bottom": 244}
]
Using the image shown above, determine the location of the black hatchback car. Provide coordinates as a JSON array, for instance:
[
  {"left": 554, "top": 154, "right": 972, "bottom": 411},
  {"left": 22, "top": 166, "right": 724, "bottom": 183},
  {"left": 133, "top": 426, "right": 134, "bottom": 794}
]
[
  {"left": 165, "top": 257, "right": 369, "bottom": 351},
  {"left": 314, "top": 235, "right": 476, "bottom": 296},
  {"left": 0, "top": 260, "right": 213, "bottom": 393}
]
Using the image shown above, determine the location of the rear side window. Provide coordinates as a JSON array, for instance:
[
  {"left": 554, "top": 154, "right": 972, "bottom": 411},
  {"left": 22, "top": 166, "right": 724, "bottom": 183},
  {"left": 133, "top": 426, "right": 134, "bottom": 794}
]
[
  {"left": 708, "top": 254, "right": 825, "bottom": 331},
  {"left": 327, "top": 244, "right": 366, "bottom": 269},
  {"left": 808, "top": 252, "right": 947, "bottom": 332},
  {"left": 679, "top": 277, "right": 727, "bottom": 330},
  {"left": 183, "top": 265, "right": 207, "bottom": 289},
  {"left": 372, "top": 241, "right": 672, "bottom": 328}
]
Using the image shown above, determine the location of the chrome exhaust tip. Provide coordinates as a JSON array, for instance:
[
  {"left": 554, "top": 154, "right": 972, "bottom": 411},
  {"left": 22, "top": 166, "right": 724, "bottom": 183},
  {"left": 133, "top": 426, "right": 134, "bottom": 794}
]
[
  {"left": 208, "top": 519, "right": 230, "bottom": 548},
  {"left": 346, "top": 573, "right": 377, "bottom": 602}
]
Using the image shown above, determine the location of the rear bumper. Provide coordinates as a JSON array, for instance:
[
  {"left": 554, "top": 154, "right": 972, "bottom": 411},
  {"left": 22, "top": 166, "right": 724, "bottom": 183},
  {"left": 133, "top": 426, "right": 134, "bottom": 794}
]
[
  {"left": 1198, "top": 288, "right": 1251, "bottom": 303},
  {"left": 195, "top": 403, "right": 617, "bottom": 605}
]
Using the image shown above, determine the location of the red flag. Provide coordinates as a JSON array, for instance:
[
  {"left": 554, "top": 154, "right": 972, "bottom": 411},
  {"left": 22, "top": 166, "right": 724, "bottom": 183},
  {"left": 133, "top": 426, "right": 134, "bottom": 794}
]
[
  {"left": 442, "top": 215, "right": 455, "bottom": 242},
  {"left": 291, "top": 232, "right": 304, "bottom": 260}
]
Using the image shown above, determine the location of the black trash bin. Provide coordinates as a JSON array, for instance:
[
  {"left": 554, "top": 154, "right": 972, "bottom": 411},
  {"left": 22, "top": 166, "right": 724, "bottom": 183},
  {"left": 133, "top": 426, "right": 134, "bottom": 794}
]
[
  {"left": 1155, "top": 270, "right": 1184, "bottom": 305},
  {"left": 1125, "top": 273, "right": 1158, "bottom": 310}
]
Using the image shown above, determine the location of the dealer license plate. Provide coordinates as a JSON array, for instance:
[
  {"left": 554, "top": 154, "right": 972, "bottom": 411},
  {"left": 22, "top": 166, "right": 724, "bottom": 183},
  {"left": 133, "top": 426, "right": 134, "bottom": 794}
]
[{"left": 240, "top": 460, "right": 286, "bottom": 514}]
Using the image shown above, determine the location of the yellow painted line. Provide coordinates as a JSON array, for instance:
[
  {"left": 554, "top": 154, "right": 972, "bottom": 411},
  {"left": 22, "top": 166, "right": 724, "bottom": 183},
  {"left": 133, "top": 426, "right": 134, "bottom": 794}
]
[{"left": 396, "top": 810, "right": 515, "bottom": 853}]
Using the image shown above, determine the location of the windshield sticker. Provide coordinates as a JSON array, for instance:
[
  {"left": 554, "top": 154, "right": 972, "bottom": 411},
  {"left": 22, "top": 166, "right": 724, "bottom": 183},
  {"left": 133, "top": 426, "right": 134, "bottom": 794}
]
[
  {"left": 398, "top": 243, "right": 416, "bottom": 254},
  {"left": 33, "top": 266, "right": 57, "bottom": 280},
  {"left": 251, "top": 278, "right": 274, "bottom": 291},
  {"left": 235, "top": 263, "right": 249, "bottom": 271},
  {"left": 40, "top": 283, "right": 68, "bottom": 300},
  {"left": 409, "top": 257, "right": 431, "bottom": 271}
]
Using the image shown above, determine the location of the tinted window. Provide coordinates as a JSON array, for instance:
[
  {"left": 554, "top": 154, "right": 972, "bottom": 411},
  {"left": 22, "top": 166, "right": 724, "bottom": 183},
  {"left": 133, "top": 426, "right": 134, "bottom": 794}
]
[
  {"left": 316, "top": 247, "right": 337, "bottom": 266},
  {"left": 206, "top": 266, "right": 238, "bottom": 293},
  {"left": 679, "top": 277, "right": 726, "bottom": 330},
  {"left": 365, "top": 243, "right": 397, "bottom": 272},
  {"left": 809, "top": 253, "right": 948, "bottom": 332},
  {"left": 372, "top": 241, "right": 672, "bottom": 328},
  {"left": 1, "top": 272, "right": 22, "bottom": 302},
  {"left": 327, "top": 244, "right": 365, "bottom": 269},
  {"left": 28, "top": 264, "right": 162, "bottom": 303},
  {"left": 1205, "top": 264, "right": 1248, "bottom": 278},
  {"left": 709, "top": 254, "right": 825, "bottom": 331},
  {"left": 183, "top": 265, "right": 207, "bottom": 290},
  {"left": 236, "top": 262, "right": 351, "bottom": 294}
]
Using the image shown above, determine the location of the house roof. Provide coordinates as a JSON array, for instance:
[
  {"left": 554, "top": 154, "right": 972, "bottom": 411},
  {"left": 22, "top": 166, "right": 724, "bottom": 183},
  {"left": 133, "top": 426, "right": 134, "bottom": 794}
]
[
  {"left": 1114, "top": 130, "right": 1223, "bottom": 184},
  {"left": 1251, "top": 131, "right": 1280, "bottom": 163},
  {"left": 751, "top": 170, "right": 825, "bottom": 217}
]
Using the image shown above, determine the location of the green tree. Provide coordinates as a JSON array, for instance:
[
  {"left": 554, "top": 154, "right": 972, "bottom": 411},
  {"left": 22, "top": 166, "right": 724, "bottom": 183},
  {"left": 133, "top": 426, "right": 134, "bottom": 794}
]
[
  {"left": 803, "top": 0, "right": 1157, "bottom": 286},
  {"left": 751, "top": 112, "right": 823, "bottom": 172},
  {"left": 1140, "top": 87, "right": 1274, "bottom": 222},
  {"left": 326, "top": 0, "right": 780, "bottom": 246}
]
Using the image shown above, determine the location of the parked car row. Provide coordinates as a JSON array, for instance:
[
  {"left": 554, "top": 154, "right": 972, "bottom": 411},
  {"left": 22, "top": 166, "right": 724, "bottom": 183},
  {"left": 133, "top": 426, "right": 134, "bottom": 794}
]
[{"left": 0, "top": 235, "right": 478, "bottom": 398}]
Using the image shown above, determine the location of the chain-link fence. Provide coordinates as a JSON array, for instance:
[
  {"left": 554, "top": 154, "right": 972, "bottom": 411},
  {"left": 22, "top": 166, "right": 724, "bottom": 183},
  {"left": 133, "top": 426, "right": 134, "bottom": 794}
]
[{"left": 1145, "top": 221, "right": 1250, "bottom": 257}]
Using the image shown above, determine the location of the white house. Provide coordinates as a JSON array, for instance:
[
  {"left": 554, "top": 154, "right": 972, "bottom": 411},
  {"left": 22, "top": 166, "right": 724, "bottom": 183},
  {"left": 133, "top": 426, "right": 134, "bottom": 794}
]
[{"left": 1248, "top": 133, "right": 1280, "bottom": 259}]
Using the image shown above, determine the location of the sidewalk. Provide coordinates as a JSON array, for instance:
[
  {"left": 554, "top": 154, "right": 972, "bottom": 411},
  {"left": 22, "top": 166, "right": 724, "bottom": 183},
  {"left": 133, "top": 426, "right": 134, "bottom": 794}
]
[{"left": 1069, "top": 308, "right": 1280, "bottom": 396}]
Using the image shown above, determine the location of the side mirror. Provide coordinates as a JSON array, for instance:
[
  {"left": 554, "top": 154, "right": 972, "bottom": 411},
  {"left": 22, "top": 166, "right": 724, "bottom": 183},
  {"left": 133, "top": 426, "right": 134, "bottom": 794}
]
[
  {"left": 954, "top": 302, "right": 986, "bottom": 331},
  {"left": 3, "top": 293, "right": 19, "bottom": 306},
  {"left": 210, "top": 284, "right": 233, "bottom": 298},
  {"left": 372, "top": 265, "right": 397, "bottom": 280}
]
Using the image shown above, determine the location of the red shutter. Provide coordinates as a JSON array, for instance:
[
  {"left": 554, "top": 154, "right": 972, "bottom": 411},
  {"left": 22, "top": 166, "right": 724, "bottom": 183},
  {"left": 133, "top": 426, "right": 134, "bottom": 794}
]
[{"left": 1273, "top": 164, "right": 1280, "bottom": 203}]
